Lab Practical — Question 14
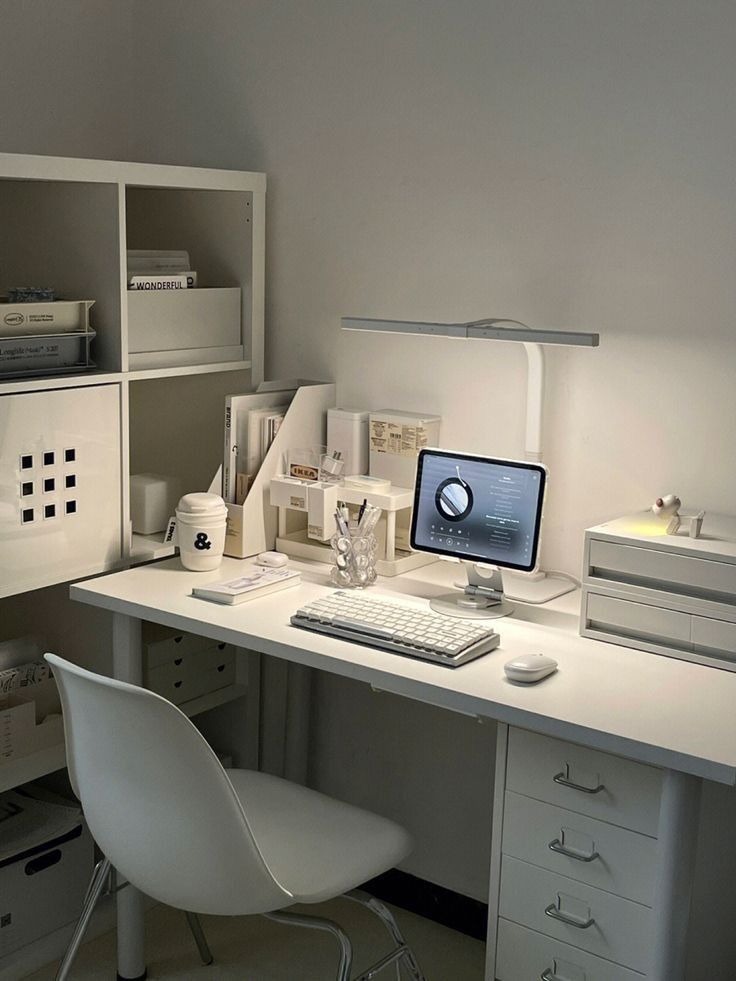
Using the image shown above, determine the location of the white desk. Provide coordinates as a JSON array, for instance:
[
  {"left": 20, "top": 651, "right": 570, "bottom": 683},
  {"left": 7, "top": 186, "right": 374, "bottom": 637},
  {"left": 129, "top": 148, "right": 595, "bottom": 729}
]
[{"left": 72, "top": 557, "right": 736, "bottom": 980}]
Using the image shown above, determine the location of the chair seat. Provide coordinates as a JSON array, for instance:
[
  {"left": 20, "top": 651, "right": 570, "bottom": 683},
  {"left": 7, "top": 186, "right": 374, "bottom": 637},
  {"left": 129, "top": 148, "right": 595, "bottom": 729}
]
[{"left": 226, "top": 770, "right": 412, "bottom": 904}]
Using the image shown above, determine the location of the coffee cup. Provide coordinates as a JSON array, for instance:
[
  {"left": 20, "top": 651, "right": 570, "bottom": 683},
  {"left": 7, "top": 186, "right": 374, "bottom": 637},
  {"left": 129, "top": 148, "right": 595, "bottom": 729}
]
[{"left": 175, "top": 492, "right": 228, "bottom": 571}]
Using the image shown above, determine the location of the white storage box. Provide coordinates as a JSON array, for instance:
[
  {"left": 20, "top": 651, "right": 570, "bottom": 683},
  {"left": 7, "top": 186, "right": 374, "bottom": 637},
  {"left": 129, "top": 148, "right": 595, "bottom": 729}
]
[
  {"left": 369, "top": 409, "right": 440, "bottom": 488},
  {"left": 0, "top": 790, "right": 94, "bottom": 957},
  {"left": 127, "top": 287, "right": 241, "bottom": 355},
  {"left": 0, "top": 300, "right": 94, "bottom": 337}
]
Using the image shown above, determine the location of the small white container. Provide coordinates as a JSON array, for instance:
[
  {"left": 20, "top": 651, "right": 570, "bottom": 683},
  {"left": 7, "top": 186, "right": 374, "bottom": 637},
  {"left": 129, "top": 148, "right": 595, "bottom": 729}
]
[
  {"left": 327, "top": 408, "right": 369, "bottom": 477},
  {"left": 175, "top": 492, "right": 228, "bottom": 571},
  {"left": 130, "top": 473, "right": 182, "bottom": 535},
  {"left": 369, "top": 409, "right": 441, "bottom": 488}
]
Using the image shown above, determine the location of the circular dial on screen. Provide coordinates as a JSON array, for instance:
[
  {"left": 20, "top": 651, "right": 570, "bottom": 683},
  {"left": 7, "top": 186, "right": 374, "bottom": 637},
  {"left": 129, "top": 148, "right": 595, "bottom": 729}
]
[{"left": 434, "top": 468, "right": 474, "bottom": 522}]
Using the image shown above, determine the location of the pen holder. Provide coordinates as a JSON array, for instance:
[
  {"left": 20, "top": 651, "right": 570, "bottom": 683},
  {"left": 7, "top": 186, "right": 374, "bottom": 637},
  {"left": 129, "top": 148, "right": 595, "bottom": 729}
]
[{"left": 330, "top": 526, "right": 378, "bottom": 588}]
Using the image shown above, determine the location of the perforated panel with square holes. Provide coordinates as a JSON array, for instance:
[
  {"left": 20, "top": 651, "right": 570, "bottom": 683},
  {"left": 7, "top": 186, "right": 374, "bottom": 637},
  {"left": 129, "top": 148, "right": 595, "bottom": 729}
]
[{"left": 0, "top": 385, "right": 122, "bottom": 597}]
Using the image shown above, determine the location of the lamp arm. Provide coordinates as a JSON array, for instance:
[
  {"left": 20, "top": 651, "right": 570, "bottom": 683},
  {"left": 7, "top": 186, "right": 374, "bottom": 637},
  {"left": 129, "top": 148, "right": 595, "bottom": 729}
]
[
  {"left": 523, "top": 342, "right": 544, "bottom": 462},
  {"left": 464, "top": 319, "right": 545, "bottom": 461}
]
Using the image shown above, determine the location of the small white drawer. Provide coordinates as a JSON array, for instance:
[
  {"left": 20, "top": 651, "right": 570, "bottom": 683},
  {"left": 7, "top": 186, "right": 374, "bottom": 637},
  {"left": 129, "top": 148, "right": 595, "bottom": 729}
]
[
  {"left": 143, "top": 625, "right": 228, "bottom": 668},
  {"left": 496, "top": 917, "right": 644, "bottom": 981},
  {"left": 586, "top": 592, "right": 690, "bottom": 646},
  {"left": 146, "top": 647, "right": 235, "bottom": 705},
  {"left": 589, "top": 538, "right": 736, "bottom": 601},
  {"left": 502, "top": 791, "right": 657, "bottom": 906},
  {"left": 506, "top": 728, "right": 662, "bottom": 836},
  {"left": 499, "top": 856, "right": 651, "bottom": 973},
  {"left": 692, "top": 615, "right": 736, "bottom": 658}
]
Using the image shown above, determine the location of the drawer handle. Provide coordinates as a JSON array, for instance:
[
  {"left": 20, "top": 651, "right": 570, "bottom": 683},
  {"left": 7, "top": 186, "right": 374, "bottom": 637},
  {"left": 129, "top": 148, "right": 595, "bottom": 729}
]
[
  {"left": 544, "top": 902, "right": 595, "bottom": 930},
  {"left": 553, "top": 768, "right": 605, "bottom": 795},
  {"left": 548, "top": 837, "right": 599, "bottom": 863},
  {"left": 540, "top": 971, "right": 568, "bottom": 981}
]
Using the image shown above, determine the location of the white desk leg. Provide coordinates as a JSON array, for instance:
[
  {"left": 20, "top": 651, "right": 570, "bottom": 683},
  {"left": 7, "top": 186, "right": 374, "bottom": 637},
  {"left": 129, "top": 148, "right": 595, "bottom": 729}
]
[
  {"left": 484, "top": 723, "right": 508, "bottom": 981},
  {"left": 649, "top": 769, "right": 702, "bottom": 981},
  {"left": 112, "top": 613, "right": 147, "bottom": 981}
]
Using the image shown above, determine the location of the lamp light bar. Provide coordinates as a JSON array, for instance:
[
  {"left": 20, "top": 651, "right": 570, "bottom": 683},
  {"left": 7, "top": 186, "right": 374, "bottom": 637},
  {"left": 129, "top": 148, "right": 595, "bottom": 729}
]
[
  {"left": 341, "top": 316, "right": 599, "bottom": 347},
  {"left": 341, "top": 317, "right": 467, "bottom": 339}
]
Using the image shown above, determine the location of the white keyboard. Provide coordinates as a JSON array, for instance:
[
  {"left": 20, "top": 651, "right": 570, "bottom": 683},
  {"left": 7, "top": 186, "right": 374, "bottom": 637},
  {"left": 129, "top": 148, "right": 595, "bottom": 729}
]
[{"left": 291, "top": 591, "right": 500, "bottom": 667}]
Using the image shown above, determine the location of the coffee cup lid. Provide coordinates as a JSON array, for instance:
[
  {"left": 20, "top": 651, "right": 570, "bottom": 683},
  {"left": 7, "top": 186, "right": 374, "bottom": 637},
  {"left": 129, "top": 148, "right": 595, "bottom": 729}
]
[{"left": 176, "top": 492, "right": 227, "bottom": 516}]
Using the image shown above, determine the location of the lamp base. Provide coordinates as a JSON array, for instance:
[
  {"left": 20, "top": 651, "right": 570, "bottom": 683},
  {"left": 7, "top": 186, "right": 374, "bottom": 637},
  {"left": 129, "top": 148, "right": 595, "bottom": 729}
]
[{"left": 504, "top": 572, "right": 576, "bottom": 605}]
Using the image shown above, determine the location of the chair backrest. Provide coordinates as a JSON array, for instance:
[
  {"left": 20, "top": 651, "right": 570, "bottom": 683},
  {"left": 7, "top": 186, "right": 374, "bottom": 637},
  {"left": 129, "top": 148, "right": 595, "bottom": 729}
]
[{"left": 45, "top": 653, "right": 292, "bottom": 916}]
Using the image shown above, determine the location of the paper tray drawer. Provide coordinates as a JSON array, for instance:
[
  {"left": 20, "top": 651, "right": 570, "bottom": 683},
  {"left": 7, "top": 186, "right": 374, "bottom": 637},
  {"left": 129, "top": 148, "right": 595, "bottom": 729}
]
[
  {"left": 692, "top": 616, "right": 736, "bottom": 656},
  {"left": 586, "top": 592, "right": 691, "bottom": 646},
  {"left": 589, "top": 539, "right": 736, "bottom": 602}
]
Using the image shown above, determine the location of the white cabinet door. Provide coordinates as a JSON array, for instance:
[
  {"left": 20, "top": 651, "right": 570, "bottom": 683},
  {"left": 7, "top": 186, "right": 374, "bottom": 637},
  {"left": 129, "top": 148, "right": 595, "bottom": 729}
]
[{"left": 0, "top": 385, "right": 122, "bottom": 597}]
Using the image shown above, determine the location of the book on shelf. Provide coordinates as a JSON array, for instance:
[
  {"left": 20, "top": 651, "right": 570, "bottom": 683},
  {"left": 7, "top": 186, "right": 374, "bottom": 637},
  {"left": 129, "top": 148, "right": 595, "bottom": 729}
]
[
  {"left": 191, "top": 567, "right": 301, "bottom": 605},
  {"left": 126, "top": 249, "right": 191, "bottom": 275},
  {"left": 128, "top": 273, "right": 198, "bottom": 290},
  {"left": 244, "top": 405, "right": 289, "bottom": 479}
]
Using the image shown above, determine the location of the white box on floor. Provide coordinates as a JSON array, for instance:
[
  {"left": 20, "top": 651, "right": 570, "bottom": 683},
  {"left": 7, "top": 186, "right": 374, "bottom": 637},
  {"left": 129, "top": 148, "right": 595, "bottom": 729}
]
[
  {"left": 0, "top": 792, "right": 94, "bottom": 957},
  {"left": 369, "top": 409, "right": 440, "bottom": 488}
]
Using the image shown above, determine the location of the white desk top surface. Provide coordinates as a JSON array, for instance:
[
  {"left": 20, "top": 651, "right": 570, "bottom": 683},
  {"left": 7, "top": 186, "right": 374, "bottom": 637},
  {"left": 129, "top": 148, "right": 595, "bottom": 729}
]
[{"left": 72, "top": 557, "right": 736, "bottom": 785}]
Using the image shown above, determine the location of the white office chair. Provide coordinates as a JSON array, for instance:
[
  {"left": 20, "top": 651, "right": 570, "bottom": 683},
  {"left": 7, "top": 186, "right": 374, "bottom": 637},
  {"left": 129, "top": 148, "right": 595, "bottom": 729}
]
[{"left": 45, "top": 653, "right": 426, "bottom": 981}]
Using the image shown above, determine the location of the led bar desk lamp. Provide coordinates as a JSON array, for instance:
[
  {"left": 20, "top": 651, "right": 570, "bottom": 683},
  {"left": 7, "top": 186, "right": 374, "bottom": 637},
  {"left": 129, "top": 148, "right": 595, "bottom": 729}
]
[{"left": 341, "top": 316, "right": 600, "bottom": 604}]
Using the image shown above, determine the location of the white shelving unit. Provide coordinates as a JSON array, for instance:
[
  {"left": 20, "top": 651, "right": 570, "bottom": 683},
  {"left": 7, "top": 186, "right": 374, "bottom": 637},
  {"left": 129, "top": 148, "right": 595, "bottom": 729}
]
[{"left": 0, "top": 153, "right": 265, "bottom": 795}]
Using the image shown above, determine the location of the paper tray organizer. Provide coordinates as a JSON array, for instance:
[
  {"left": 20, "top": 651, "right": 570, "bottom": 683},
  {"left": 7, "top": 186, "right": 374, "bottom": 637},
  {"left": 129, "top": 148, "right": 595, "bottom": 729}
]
[
  {"left": 0, "top": 676, "right": 63, "bottom": 764},
  {"left": 0, "top": 328, "right": 95, "bottom": 379},
  {"left": 223, "top": 381, "right": 336, "bottom": 558}
]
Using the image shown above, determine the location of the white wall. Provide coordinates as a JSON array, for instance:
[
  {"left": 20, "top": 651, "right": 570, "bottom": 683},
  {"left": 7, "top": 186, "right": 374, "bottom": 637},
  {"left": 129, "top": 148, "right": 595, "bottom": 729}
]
[
  {"left": 135, "top": 0, "right": 736, "bottom": 575},
  {"left": 0, "top": 1, "right": 147, "bottom": 161},
  {"left": 131, "top": 6, "right": 736, "bottom": 974}
]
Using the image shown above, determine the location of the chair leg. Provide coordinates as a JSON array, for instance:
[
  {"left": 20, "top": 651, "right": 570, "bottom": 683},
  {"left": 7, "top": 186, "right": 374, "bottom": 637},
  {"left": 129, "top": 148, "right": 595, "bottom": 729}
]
[
  {"left": 55, "top": 858, "right": 112, "bottom": 981},
  {"left": 264, "top": 908, "right": 353, "bottom": 981},
  {"left": 184, "top": 911, "right": 214, "bottom": 966},
  {"left": 345, "top": 890, "right": 427, "bottom": 981}
]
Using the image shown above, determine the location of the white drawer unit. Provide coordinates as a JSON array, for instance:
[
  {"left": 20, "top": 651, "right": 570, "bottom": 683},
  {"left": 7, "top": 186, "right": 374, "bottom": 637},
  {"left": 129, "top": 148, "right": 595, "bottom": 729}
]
[
  {"left": 488, "top": 727, "right": 702, "bottom": 981},
  {"left": 506, "top": 727, "right": 662, "bottom": 836},
  {"left": 496, "top": 918, "right": 644, "bottom": 981},
  {"left": 142, "top": 626, "right": 236, "bottom": 706},
  {"left": 501, "top": 791, "right": 657, "bottom": 906},
  {"left": 0, "top": 384, "right": 122, "bottom": 598},
  {"left": 582, "top": 511, "right": 736, "bottom": 670}
]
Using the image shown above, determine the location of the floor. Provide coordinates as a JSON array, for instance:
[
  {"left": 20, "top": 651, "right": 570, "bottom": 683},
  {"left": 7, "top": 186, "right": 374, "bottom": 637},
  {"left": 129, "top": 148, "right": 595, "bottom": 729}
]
[{"left": 27, "top": 898, "right": 485, "bottom": 980}]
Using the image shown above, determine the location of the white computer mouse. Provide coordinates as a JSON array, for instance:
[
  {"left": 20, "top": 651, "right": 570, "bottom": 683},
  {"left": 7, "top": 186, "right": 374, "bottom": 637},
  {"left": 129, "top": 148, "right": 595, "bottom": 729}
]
[
  {"left": 504, "top": 653, "right": 558, "bottom": 684},
  {"left": 256, "top": 551, "right": 289, "bottom": 568}
]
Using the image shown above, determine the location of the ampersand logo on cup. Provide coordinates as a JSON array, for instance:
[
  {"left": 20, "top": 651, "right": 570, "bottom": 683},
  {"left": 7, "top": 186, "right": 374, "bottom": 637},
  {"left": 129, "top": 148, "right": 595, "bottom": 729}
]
[{"left": 194, "top": 532, "right": 212, "bottom": 551}]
